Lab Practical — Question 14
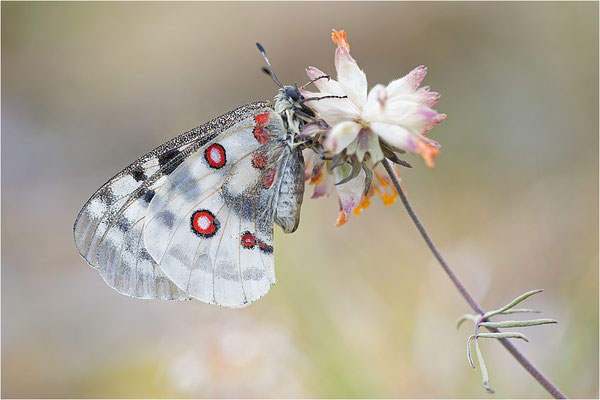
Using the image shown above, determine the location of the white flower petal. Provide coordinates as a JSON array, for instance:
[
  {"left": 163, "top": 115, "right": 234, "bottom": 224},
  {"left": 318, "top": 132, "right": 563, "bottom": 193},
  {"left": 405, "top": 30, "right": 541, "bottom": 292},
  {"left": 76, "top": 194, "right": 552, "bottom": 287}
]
[
  {"left": 362, "top": 84, "right": 387, "bottom": 122},
  {"left": 334, "top": 167, "right": 366, "bottom": 218},
  {"left": 301, "top": 89, "right": 360, "bottom": 125},
  {"left": 306, "top": 67, "right": 345, "bottom": 96},
  {"left": 385, "top": 65, "right": 427, "bottom": 97},
  {"left": 380, "top": 99, "right": 422, "bottom": 126},
  {"left": 370, "top": 122, "right": 418, "bottom": 153},
  {"left": 335, "top": 47, "right": 367, "bottom": 109},
  {"left": 323, "top": 121, "right": 361, "bottom": 153}
]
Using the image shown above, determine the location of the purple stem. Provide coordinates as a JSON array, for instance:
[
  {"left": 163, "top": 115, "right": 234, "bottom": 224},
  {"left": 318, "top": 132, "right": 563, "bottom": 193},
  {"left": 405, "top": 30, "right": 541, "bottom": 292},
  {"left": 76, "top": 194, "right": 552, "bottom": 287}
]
[{"left": 382, "top": 159, "right": 566, "bottom": 399}]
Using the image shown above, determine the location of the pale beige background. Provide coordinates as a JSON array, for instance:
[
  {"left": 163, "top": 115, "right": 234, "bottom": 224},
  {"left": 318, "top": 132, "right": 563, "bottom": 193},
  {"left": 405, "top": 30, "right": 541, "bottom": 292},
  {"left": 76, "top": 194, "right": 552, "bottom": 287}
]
[{"left": 2, "top": 2, "right": 598, "bottom": 398}]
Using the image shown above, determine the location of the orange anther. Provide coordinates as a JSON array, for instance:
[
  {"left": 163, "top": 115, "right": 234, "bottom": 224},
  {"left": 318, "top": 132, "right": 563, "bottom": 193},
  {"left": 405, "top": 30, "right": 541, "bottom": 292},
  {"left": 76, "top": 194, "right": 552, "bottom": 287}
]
[
  {"left": 331, "top": 29, "right": 349, "bottom": 51},
  {"left": 417, "top": 141, "right": 440, "bottom": 168}
]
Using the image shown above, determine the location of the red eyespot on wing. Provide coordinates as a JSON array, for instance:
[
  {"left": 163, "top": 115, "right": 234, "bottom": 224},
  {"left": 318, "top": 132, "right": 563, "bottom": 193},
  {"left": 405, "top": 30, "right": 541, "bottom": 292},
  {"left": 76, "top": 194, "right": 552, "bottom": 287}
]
[
  {"left": 240, "top": 231, "right": 256, "bottom": 249},
  {"left": 254, "top": 113, "right": 270, "bottom": 126},
  {"left": 253, "top": 127, "right": 269, "bottom": 144},
  {"left": 253, "top": 113, "right": 271, "bottom": 144},
  {"left": 258, "top": 239, "right": 273, "bottom": 254},
  {"left": 191, "top": 210, "right": 219, "bottom": 237},
  {"left": 251, "top": 152, "right": 268, "bottom": 169},
  {"left": 263, "top": 167, "right": 276, "bottom": 188},
  {"left": 204, "top": 144, "right": 226, "bottom": 169}
]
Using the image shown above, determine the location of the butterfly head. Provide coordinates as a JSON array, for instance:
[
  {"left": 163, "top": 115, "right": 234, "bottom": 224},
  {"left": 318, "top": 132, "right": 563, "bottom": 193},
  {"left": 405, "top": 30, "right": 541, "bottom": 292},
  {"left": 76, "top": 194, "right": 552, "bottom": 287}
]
[
  {"left": 256, "top": 43, "right": 319, "bottom": 147},
  {"left": 283, "top": 85, "right": 300, "bottom": 102},
  {"left": 274, "top": 84, "right": 313, "bottom": 113},
  {"left": 273, "top": 84, "right": 319, "bottom": 146}
]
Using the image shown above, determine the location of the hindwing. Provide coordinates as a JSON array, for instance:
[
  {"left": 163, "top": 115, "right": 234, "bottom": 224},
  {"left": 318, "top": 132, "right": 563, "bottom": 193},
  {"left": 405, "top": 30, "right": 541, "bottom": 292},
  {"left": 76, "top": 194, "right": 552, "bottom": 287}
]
[{"left": 143, "top": 109, "right": 296, "bottom": 307}]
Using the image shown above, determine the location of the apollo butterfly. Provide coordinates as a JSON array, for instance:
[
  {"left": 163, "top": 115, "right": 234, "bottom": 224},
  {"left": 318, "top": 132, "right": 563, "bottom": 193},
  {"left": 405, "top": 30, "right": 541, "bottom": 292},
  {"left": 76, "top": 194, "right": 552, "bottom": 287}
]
[{"left": 73, "top": 43, "right": 321, "bottom": 308}]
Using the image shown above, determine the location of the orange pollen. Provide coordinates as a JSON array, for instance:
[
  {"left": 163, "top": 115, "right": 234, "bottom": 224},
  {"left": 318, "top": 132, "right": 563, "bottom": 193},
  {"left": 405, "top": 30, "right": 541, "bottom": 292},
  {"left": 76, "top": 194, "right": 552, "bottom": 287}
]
[
  {"left": 380, "top": 192, "right": 397, "bottom": 206},
  {"left": 331, "top": 29, "right": 349, "bottom": 51},
  {"left": 353, "top": 196, "right": 372, "bottom": 216},
  {"left": 374, "top": 170, "right": 402, "bottom": 203},
  {"left": 417, "top": 141, "right": 440, "bottom": 168},
  {"left": 309, "top": 170, "right": 323, "bottom": 185},
  {"left": 374, "top": 172, "right": 389, "bottom": 187}
]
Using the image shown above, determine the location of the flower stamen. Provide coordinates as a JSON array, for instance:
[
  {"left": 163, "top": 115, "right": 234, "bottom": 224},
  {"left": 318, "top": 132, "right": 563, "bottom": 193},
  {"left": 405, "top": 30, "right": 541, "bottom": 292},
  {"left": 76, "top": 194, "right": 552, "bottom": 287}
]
[
  {"left": 417, "top": 140, "right": 440, "bottom": 168},
  {"left": 331, "top": 29, "right": 349, "bottom": 51}
]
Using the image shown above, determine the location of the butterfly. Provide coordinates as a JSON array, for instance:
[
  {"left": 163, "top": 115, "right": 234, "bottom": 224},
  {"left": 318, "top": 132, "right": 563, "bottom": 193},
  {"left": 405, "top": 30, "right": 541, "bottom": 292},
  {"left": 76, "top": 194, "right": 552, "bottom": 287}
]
[{"left": 74, "top": 44, "right": 328, "bottom": 308}]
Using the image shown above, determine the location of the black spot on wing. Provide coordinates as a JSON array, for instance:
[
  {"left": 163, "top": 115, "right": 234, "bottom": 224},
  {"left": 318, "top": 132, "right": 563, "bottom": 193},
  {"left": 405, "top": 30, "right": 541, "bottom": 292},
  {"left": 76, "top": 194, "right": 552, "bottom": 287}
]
[
  {"left": 158, "top": 149, "right": 184, "bottom": 175},
  {"left": 158, "top": 148, "right": 180, "bottom": 165},
  {"left": 131, "top": 166, "right": 146, "bottom": 182},
  {"left": 97, "top": 187, "right": 115, "bottom": 204}
]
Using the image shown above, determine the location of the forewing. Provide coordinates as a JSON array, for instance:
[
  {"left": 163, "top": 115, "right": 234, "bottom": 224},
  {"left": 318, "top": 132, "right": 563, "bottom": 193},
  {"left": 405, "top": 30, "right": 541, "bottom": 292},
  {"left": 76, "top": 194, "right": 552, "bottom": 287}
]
[
  {"left": 73, "top": 102, "right": 271, "bottom": 300},
  {"left": 143, "top": 110, "right": 293, "bottom": 307}
]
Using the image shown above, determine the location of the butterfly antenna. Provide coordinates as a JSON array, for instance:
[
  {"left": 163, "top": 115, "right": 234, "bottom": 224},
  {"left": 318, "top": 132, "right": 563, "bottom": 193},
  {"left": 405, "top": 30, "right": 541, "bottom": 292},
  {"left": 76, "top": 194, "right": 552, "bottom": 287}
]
[{"left": 256, "top": 42, "right": 284, "bottom": 88}]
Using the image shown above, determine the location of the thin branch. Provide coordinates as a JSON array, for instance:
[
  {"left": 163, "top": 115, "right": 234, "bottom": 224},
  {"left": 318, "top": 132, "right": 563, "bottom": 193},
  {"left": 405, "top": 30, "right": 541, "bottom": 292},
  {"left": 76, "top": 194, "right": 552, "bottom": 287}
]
[{"left": 382, "top": 159, "right": 566, "bottom": 399}]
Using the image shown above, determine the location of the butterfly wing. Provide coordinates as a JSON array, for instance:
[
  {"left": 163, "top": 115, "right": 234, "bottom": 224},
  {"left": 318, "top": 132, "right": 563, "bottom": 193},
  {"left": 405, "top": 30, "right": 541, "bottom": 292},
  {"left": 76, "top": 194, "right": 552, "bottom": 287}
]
[
  {"left": 143, "top": 109, "right": 300, "bottom": 307},
  {"left": 73, "top": 102, "right": 272, "bottom": 300}
]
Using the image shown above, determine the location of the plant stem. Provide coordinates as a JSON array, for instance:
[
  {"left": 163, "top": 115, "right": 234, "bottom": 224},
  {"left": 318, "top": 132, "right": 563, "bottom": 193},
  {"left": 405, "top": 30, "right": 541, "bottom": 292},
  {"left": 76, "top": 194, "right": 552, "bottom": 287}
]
[{"left": 382, "top": 159, "right": 566, "bottom": 399}]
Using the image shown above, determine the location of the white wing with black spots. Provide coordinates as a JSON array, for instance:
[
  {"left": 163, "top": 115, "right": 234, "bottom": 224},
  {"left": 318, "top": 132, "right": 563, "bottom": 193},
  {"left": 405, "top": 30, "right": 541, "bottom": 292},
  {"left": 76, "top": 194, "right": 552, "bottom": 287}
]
[{"left": 73, "top": 102, "right": 272, "bottom": 300}]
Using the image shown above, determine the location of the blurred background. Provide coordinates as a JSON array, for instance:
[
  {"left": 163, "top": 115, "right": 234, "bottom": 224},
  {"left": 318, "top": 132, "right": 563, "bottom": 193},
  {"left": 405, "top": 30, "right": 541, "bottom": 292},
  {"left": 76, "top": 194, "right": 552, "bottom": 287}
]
[{"left": 2, "top": 2, "right": 598, "bottom": 398}]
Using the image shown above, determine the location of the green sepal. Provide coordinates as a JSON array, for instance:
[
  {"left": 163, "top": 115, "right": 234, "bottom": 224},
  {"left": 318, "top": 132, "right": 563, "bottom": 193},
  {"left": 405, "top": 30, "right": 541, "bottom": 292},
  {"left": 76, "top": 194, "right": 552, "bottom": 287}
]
[
  {"left": 476, "top": 332, "right": 529, "bottom": 342},
  {"left": 479, "top": 319, "right": 557, "bottom": 329},
  {"left": 335, "top": 157, "right": 362, "bottom": 185},
  {"left": 362, "top": 163, "right": 373, "bottom": 196},
  {"left": 483, "top": 289, "right": 543, "bottom": 319}
]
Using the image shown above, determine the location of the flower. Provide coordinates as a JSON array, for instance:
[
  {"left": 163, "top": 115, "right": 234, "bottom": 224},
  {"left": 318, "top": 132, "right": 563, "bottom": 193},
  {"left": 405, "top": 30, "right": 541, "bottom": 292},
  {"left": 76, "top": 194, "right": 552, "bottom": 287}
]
[
  {"left": 303, "top": 150, "right": 364, "bottom": 226},
  {"left": 300, "top": 30, "right": 445, "bottom": 168},
  {"left": 301, "top": 29, "right": 445, "bottom": 225},
  {"left": 304, "top": 150, "right": 404, "bottom": 226}
]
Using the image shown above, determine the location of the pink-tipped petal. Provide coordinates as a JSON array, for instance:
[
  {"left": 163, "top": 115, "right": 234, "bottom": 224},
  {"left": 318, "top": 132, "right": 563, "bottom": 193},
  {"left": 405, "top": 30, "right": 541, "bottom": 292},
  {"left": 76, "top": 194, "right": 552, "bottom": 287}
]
[
  {"left": 385, "top": 65, "right": 428, "bottom": 97},
  {"left": 323, "top": 121, "right": 361, "bottom": 153},
  {"left": 419, "top": 109, "right": 446, "bottom": 134},
  {"left": 405, "top": 65, "right": 428, "bottom": 90},
  {"left": 306, "top": 66, "right": 344, "bottom": 96},
  {"left": 415, "top": 86, "right": 440, "bottom": 107}
]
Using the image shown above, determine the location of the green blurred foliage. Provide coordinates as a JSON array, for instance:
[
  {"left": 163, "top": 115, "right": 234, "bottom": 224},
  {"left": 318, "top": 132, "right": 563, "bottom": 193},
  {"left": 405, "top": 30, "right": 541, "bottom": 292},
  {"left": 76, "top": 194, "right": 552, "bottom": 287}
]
[{"left": 2, "top": 2, "right": 597, "bottom": 398}]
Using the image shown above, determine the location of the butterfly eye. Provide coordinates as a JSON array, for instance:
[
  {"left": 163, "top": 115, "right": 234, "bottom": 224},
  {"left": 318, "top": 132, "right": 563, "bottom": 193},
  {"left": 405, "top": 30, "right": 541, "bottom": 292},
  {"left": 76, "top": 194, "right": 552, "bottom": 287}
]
[{"left": 285, "top": 86, "right": 300, "bottom": 102}]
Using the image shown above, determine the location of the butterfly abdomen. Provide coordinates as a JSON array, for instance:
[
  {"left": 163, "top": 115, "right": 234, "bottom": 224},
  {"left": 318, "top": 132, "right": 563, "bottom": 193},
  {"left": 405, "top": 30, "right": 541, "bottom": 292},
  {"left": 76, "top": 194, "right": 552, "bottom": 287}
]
[{"left": 274, "top": 147, "right": 305, "bottom": 233}]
